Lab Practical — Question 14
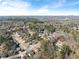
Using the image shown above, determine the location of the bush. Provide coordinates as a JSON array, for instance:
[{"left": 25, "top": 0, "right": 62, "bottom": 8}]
[
  {"left": 40, "top": 40, "right": 52, "bottom": 59},
  {"left": 60, "top": 45, "right": 72, "bottom": 59},
  {"left": 0, "top": 35, "right": 6, "bottom": 44}
]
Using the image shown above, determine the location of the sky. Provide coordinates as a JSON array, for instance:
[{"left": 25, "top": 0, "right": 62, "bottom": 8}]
[{"left": 0, "top": 0, "right": 79, "bottom": 16}]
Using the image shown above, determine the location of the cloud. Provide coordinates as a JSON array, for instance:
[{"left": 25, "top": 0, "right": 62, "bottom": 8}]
[
  {"left": 66, "top": 1, "right": 79, "bottom": 6},
  {"left": 48, "top": 0, "right": 66, "bottom": 9},
  {"left": 31, "top": 0, "right": 67, "bottom": 15},
  {"left": 0, "top": 0, "right": 31, "bottom": 9},
  {"left": 0, "top": 0, "right": 50, "bottom": 15},
  {"left": 0, "top": 0, "right": 32, "bottom": 15},
  {"left": 35, "top": 6, "right": 49, "bottom": 14},
  {"left": 0, "top": 0, "right": 1, "bottom": 1},
  {"left": 0, "top": 0, "right": 78, "bottom": 16}
]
